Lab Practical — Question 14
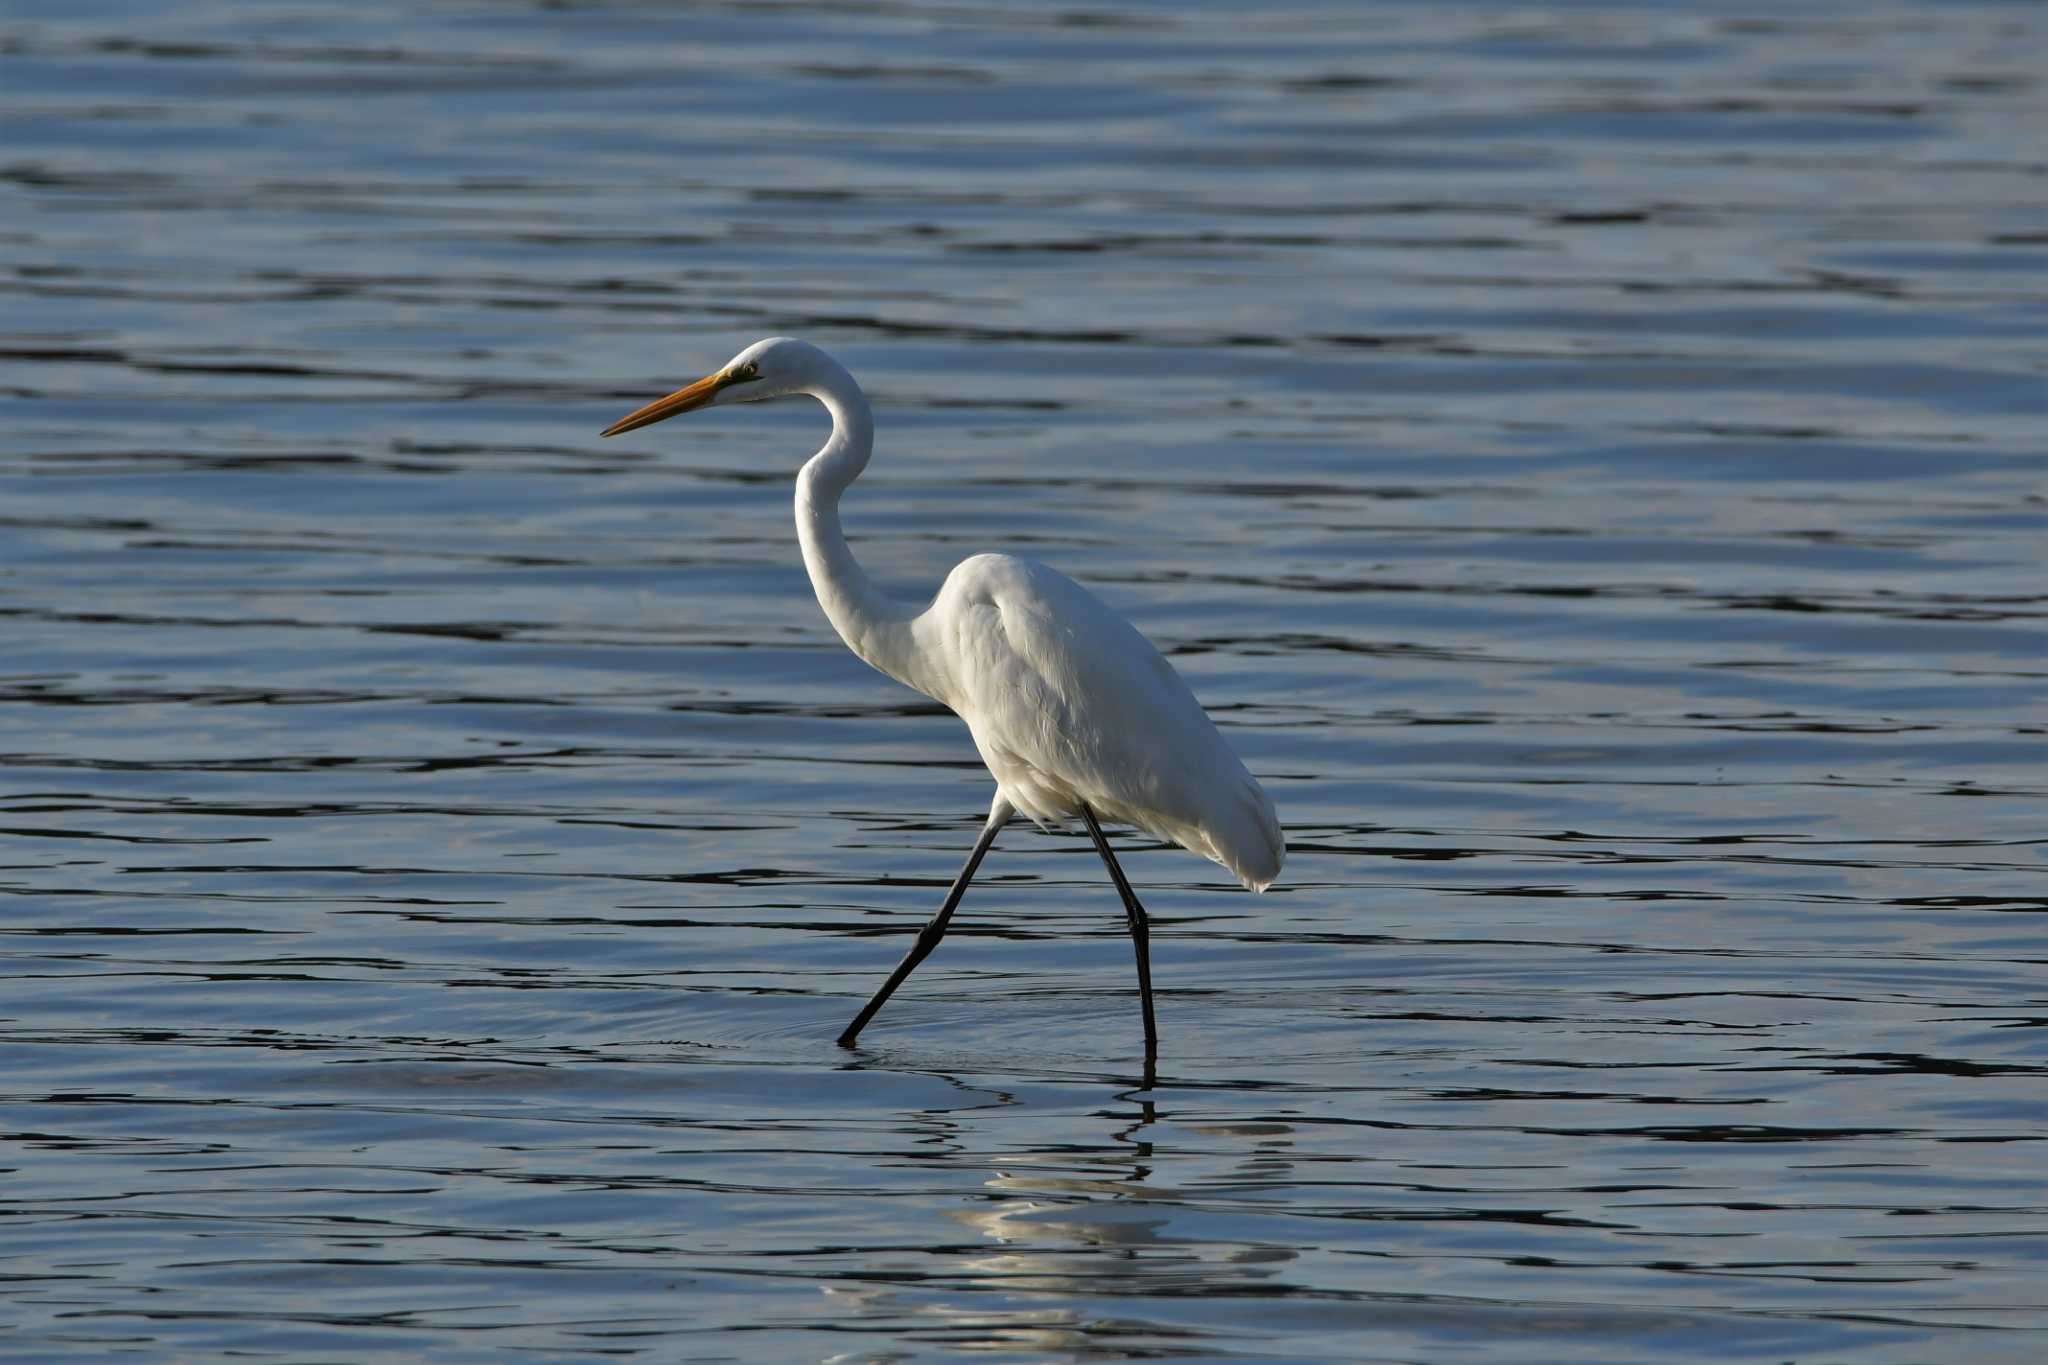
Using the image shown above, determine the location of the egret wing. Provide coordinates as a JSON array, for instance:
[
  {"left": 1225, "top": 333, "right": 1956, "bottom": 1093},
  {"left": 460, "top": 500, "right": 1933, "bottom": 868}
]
[{"left": 920, "top": 555, "right": 1281, "bottom": 889}]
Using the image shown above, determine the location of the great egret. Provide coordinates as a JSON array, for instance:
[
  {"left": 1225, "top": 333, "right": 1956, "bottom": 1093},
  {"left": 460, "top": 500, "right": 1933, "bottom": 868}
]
[{"left": 602, "top": 338, "right": 1282, "bottom": 1056}]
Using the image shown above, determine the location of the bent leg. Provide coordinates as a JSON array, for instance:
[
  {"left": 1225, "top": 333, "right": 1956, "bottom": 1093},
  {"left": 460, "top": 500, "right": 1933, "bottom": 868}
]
[{"left": 1079, "top": 803, "right": 1158, "bottom": 1057}]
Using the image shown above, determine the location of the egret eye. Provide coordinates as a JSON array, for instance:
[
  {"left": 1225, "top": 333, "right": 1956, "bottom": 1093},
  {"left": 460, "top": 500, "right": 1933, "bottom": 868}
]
[{"left": 734, "top": 361, "right": 761, "bottom": 381}]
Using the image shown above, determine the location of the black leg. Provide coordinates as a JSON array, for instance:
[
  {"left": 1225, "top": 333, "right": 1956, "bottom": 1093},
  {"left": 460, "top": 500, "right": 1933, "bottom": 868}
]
[
  {"left": 1079, "top": 803, "right": 1158, "bottom": 1059},
  {"left": 838, "top": 802, "right": 1010, "bottom": 1047}
]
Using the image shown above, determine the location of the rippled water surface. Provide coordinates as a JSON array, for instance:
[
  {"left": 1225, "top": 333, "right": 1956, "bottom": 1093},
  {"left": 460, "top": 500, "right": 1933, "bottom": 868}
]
[{"left": 5, "top": 0, "right": 2047, "bottom": 1359}]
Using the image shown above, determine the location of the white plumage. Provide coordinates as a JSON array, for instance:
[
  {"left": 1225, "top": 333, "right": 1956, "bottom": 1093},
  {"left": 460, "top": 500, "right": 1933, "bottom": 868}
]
[
  {"left": 602, "top": 337, "right": 1283, "bottom": 1052},
  {"left": 921, "top": 552, "right": 1282, "bottom": 891}
]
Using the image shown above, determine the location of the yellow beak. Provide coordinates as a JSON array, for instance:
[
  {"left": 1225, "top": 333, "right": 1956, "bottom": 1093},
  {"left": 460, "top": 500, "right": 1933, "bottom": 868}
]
[{"left": 600, "top": 370, "right": 731, "bottom": 437}]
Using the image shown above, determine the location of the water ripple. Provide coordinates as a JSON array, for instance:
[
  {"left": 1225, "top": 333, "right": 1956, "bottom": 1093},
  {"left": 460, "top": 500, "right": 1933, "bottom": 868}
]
[{"left": 3, "top": 0, "right": 2045, "bottom": 1359}]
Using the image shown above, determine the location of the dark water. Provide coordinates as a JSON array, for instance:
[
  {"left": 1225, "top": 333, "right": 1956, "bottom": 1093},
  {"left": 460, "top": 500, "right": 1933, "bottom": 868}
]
[{"left": 5, "top": 0, "right": 2046, "bottom": 1358}]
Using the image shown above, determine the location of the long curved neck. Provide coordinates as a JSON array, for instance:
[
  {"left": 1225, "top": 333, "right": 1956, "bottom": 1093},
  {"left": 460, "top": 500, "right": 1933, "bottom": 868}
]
[{"left": 793, "top": 368, "right": 925, "bottom": 692}]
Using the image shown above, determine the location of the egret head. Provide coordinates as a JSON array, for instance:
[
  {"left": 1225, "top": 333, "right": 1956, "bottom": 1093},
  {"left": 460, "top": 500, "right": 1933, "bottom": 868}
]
[{"left": 600, "top": 337, "right": 831, "bottom": 437}]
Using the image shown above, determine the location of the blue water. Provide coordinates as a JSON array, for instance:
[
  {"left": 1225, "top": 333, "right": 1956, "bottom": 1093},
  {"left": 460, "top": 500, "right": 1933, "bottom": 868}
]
[{"left": 4, "top": 1, "right": 2046, "bottom": 1359}]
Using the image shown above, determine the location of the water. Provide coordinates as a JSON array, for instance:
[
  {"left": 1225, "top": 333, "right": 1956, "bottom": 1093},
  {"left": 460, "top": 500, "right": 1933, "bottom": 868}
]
[{"left": 4, "top": 0, "right": 2046, "bottom": 1358}]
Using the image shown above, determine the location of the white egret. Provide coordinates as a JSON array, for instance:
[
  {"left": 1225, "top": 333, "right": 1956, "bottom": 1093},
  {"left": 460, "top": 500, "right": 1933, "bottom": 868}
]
[{"left": 602, "top": 338, "right": 1282, "bottom": 1056}]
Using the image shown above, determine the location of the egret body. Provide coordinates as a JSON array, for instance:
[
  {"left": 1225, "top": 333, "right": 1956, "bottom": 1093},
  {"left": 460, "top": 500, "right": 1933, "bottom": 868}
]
[{"left": 602, "top": 338, "right": 1282, "bottom": 1056}]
